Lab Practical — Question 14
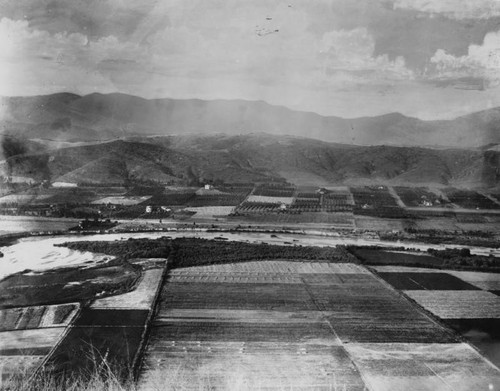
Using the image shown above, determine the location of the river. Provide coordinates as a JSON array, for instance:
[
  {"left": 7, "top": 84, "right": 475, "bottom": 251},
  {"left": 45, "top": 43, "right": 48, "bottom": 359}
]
[{"left": 1, "top": 230, "right": 499, "bottom": 280}]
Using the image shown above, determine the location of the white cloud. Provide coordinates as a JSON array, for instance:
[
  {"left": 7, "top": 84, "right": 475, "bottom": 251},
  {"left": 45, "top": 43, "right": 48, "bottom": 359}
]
[
  {"left": 394, "top": 0, "right": 500, "bottom": 19},
  {"left": 0, "top": 17, "right": 146, "bottom": 96},
  {"left": 430, "top": 30, "right": 500, "bottom": 86}
]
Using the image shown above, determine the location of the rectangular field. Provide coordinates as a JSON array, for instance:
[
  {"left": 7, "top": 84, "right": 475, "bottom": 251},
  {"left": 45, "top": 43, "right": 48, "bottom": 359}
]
[
  {"left": 91, "top": 267, "right": 164, "bottom": 310},
  {"left": 138, "top": 260, "right": 474, "bottom": 390},
  {"left": 232, "top": 211, "right": 356, "bottom": 226},
  {"left": 444, "top": 188, "right": 500, "bottom": 210},
  {"left": 345, "top": 343, "right": 500, "bottom": 391},
  {"left": 405, "top": 290, "right": 500, "bottom": 319},
  {"left": 372, "top": 265, "right": 500, "bottom": 292},
  {"left": 351, "top": 249, "right": 444, "bottom": 267},
  {"left": 184, "top": 206, "right": 235, "bottom": 217},
  {"left": 394, "top": 186, "right": 443, "bottom": 207},
  {"left": 377, "top": 272, "right": 480, "bottom": 291},
  {"left": 0, "top": 303, "right": 79, "bottom": 331},
  {"left": 0, "top": 327, "right": 67, "bottom": 381},
  {"left": 92, "top": 196, "right": 151, "bottom": 205},
  {"left": 245, "top": 195, "right": 294, "bottom": 205}
]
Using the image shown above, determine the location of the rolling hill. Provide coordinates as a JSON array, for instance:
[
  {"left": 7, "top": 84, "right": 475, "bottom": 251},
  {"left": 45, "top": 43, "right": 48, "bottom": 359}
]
[
  {"left": 1, "top": 134, "right": 499, "bottom": 188},
  {"left": 1, "top": 93, "right": 500, "bottom": 148}
]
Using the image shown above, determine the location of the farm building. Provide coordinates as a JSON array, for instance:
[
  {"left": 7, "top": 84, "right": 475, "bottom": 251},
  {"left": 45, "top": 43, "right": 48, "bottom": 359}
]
[{"left": 145, "top": 205, "right": 171, "bottom": 213}]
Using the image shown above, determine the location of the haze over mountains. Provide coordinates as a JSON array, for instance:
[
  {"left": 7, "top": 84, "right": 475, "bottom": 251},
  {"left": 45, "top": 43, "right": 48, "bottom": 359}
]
[
  {"left": 1, "top": 133, "right": 499, "bottom": 189},
  {"left": 1, "top": 92, "right": 500, "bottom": 148},
  {"left": 0, "top": 93, "right": 499, "bottom": 189}
]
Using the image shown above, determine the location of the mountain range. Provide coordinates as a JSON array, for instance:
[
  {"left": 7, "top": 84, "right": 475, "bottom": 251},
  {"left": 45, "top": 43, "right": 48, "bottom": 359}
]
[
  {"left": 1, "top": 133, "right": 499, "bottom": 188},
  {"left": 1, "top": 92, "right": 500, "bottom": 148},
  {"left": 0, "top": 92, "right": 499, "bottom": 188}
]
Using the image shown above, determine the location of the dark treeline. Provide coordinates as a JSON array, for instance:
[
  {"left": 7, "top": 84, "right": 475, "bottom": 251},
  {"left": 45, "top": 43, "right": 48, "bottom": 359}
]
[
  {"left": 58, "top": 237, "right": 172, "bottom": 260},
  {"left": 170, "top": 238, "right": 358, "bottom": 268},
  {"left": 59, "top": 237, "right": 358, "bottom": 268},
  {"left": 58, "top": 238, "right": 499, "bottom": 272}
]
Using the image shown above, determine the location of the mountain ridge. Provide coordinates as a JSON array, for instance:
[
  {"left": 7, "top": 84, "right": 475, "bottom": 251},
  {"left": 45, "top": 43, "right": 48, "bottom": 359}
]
[
  {"left": 1, "top": 92, "right": 499, "bottom": 148},
  {"left": 1, "top": 134, "right": 499, "bottom": 188}
]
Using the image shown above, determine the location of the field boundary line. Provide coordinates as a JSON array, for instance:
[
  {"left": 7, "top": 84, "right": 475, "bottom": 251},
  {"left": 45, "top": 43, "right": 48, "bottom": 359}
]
[
  {"left": 388, "top": 186, "right": 406, "bottom": 208},
  {"left": 299, "top": 277, "right": 374, "bottom": 391},
  {"left": 32, "top": 302, "right": 82, "bottom": 380},
  {"left": 462, "top": 341, "right": 500, "bottom": 373},
  {"left": 364, "top": 266, "right": 459, "bottom": 341},
  {"left": 479, "top": 191, "right": 500, "bottom": 207},
  {"left": 133, "top": 256, "right": 171, "bottom": 382},
  {"left": 422, "top": 362, "right": 454, "bottom": 390}
]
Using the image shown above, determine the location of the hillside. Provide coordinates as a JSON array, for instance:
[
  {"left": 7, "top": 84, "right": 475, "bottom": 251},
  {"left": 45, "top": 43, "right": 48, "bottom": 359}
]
[
  {"left": 1, "top": 134, "right": 499, "bottom": 188},
  {"left": 1, "top": 93, "right": 500, "bottom": 147}
]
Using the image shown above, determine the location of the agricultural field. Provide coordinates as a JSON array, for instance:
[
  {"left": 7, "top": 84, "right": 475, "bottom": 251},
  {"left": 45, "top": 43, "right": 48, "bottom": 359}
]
[
  {"left": 0, "top": 187, "right": 128, "bottom": 207},
  {"left": 290, "top": 188, "right": 353, "bottom": 213},
  {"left": 350, "top": 248, "right": 444, "bottom": 268},
  {"left": 322, "top": 191, "right": 353, "bottom": 212},
  {"left": 394, "top": 186, "right": 444, "bottom": 207},
  {"left": 252, "top": 184, "right": 295, "bottom": 197},
  {"left": 372, "top": 266, "right": 500, "bottom": 292},
  {"left": 490, "top": 194, "right": 500, "bottom": 204},
  {"left": 145, "top": 191, "right": 196, "bottom": 206},
  {"left": 350, "top": 186, "right": 408, "bottom": 218},
  {"left": 186, "top": 194, "right": 245, "bottom": 207},
  {"left": 377, "top": 272, "right": 480, "bottom": 290},
  {"left": 91, "top": 267, "right": 165, "bottom": 310},
  {"left": 0, "top": 259, "right": 141, "bottom": 307},
  {"left": 373, "top": 265, "right": 500, "bottom": 368},
  {"left": 444, "top": 188, "right": 500, "bottom": 210},
  {"left": 136, "top": 258, "right": 496, "bottom": 390},
  {"left": 0, "top": 193, "right": 52, "bottom": 205},
  {"left": 0, "top": 302, "right": 79, "bottom": 385},
  {"left": 233, "top": 211, "right": 356, "bottom": 226},
  {"left": 404, "top": 290, "right": 500, "bottom": 319},
  {"left": 92, "top": 196, "right": 152, "bottom": 205},
  {"left": 0, "top": 304, "right": 78, "bottom": 331},
  {"left": 350, "top": 186, "right": 398, "bottom": 208},
  {"left": 46, "top": 259, "right": 167, "bottom": 381},
  {"left": 245, "top": 195, "right": 294, "bottom": 205},
  {"left": 184, "top": 206, "right": 235, "bottom": 218},
  {"left": 345, "top": 343, "right": 500, "bottom": 391},
  {"left": 234, "top": 201, "right": 285, "bottom": 214}
]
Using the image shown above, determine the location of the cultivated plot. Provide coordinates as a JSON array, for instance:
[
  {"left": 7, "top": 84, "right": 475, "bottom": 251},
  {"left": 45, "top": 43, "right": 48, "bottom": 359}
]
[
  {"left": 345, "top": 343, "right": 500, "bottom": 391},
  {"left": 48, "top": 261, "right": 167, "bottom": 380},
  {"left": 0, "top": 328, "right": 67, "bottom": 382},
  {"left": 405, "top": 290, "right": 500, "bottom": 319},
  {"left": 91, "top": 196, "right": 151, "bottom": 205},
  {"left": 184, "top": 206, "right": 235, "bottom": 218},
  {"left": 138, "top": 260, "right": 465, "bottom": 390},
  {"left": 91, "top": 268, "right": 165, "bottom": 310},
  {"left": 0, "top": 303, "right": 79, "bottom": 331},
  {"left": 377, "top": 272, "right": 480, "bottom": 291}
]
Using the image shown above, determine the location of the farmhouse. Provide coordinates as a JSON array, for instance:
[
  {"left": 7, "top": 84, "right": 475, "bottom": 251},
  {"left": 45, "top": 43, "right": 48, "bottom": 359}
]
[{"left": 145, "top": 205, "right": 171, "bottom": 213}]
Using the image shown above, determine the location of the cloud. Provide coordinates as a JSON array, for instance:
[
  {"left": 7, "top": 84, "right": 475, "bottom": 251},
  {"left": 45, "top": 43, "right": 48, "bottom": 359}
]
[
  {"left": 0, "top": 17, "right": 146, "bottom": 95},
  {"left": 429, "top": 29, "right": 500, "bottom": 87},
  {"left": 317, "top": 28, "right": 413, "bottom": 79},
  {"left": 394, "top": 0, "right": 500, "bottom": 19}
]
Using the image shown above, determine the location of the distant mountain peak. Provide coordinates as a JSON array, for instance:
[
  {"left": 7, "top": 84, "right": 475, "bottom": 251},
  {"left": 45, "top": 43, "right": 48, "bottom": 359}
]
[{"left": 1, "top": 92, "right": 499, "bottom": 148}]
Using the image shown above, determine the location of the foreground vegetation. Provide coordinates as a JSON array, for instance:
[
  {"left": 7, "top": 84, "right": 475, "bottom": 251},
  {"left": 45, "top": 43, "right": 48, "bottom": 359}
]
[
  {"left": 59, "top": 237, "right": 358, "bottom": 269},
  {"left": 349, "top": 245, "right": 500, "bottom": 272},
  {"left": 59, "top": 237, "right": 499, "bottom": 273}
]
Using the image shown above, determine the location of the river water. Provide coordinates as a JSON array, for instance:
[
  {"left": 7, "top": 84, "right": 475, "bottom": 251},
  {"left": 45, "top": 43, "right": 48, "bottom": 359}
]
[{"left": 1, "top": 230, "right": 499, "bottom": 280}]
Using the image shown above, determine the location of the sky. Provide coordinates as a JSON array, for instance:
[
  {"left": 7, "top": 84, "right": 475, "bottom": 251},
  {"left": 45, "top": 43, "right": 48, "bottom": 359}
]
[{"left": 1, "top": 0, "right": 500, "bottom": 119}]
